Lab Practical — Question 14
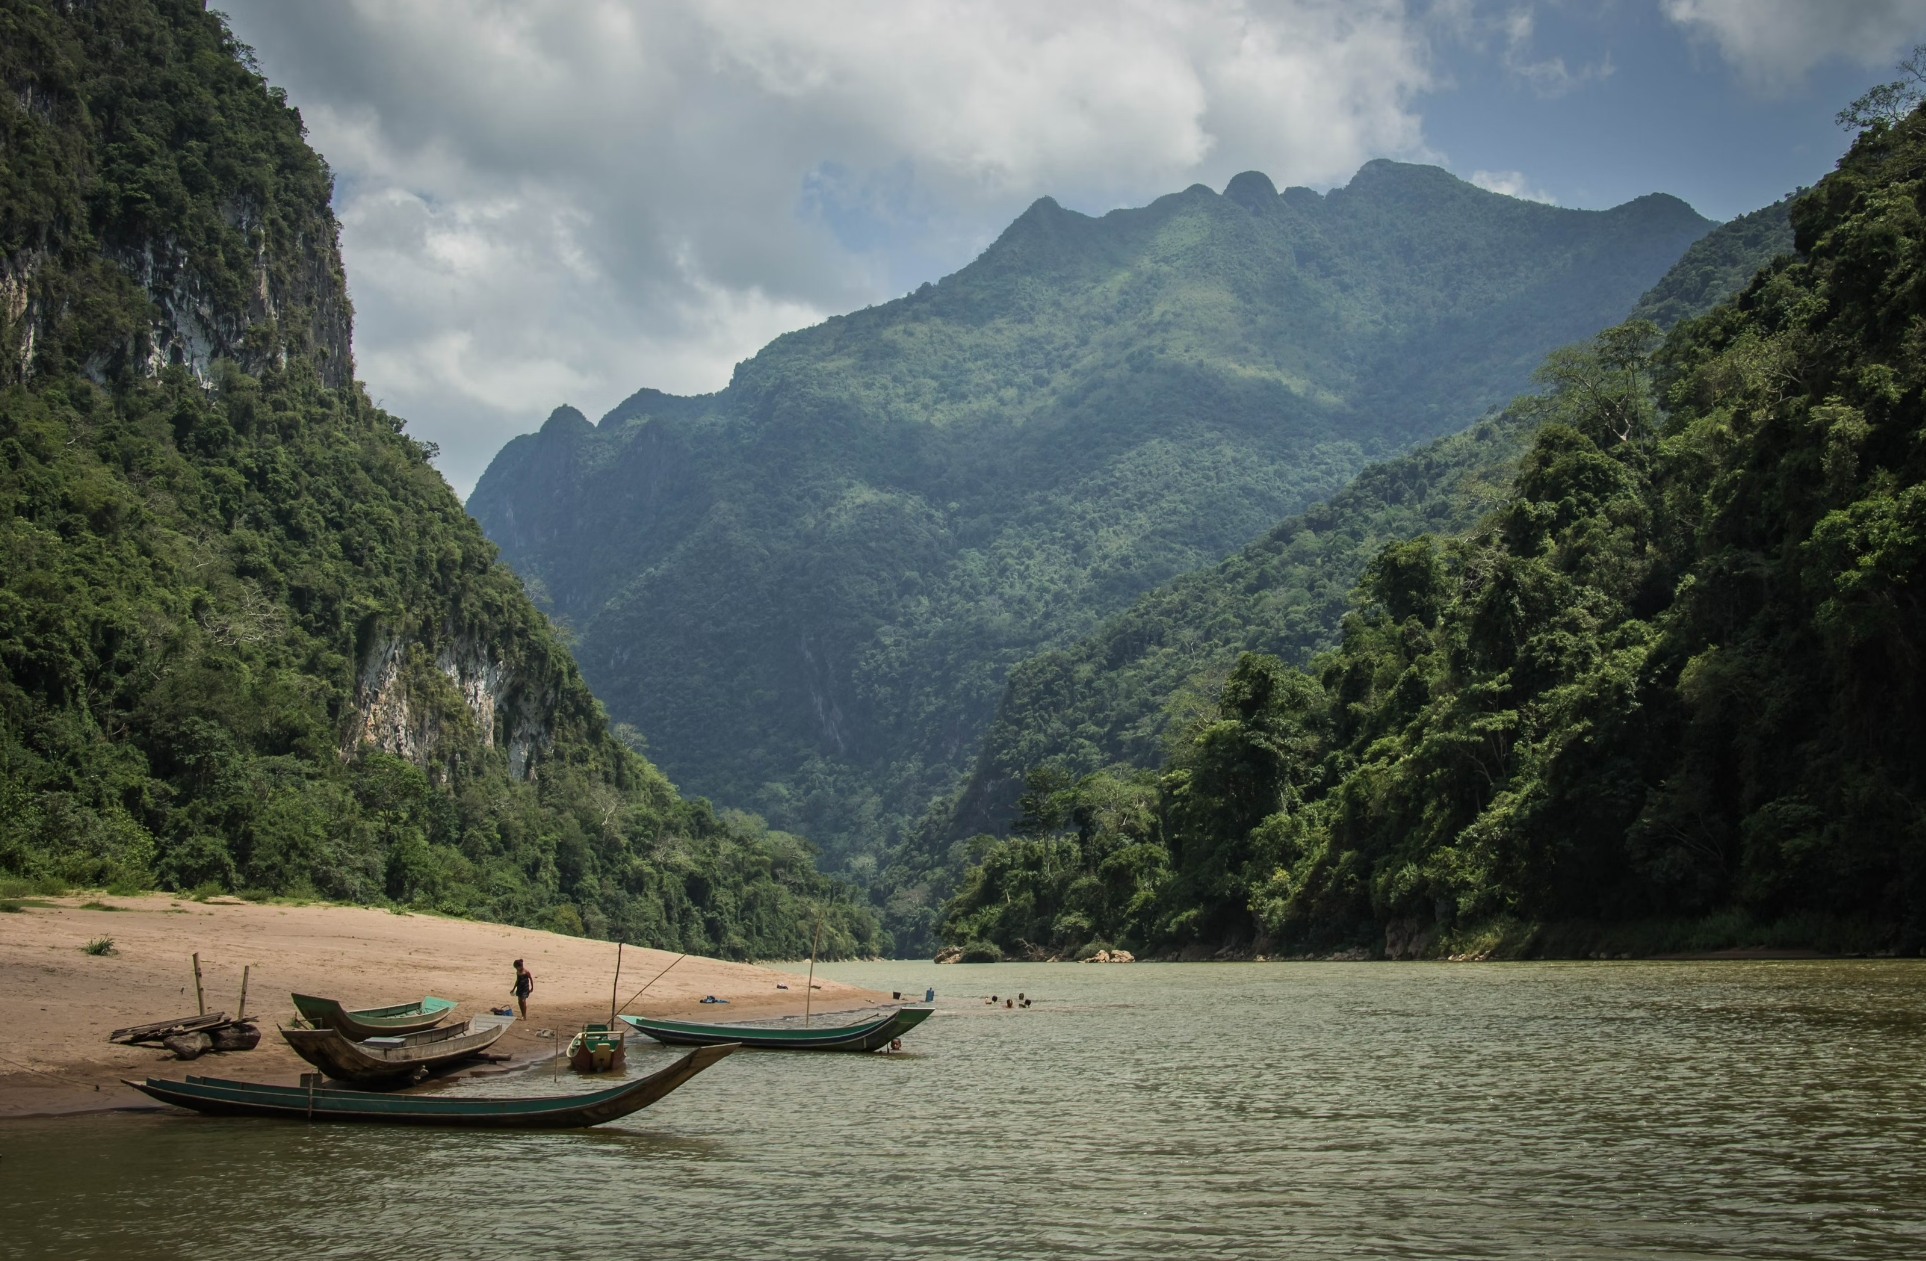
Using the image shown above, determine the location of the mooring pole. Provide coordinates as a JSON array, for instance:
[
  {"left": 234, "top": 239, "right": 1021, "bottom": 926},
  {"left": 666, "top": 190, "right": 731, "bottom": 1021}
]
[
  {"left": 804, "top": 909, "right": 823, "bottom": 1028},
  {"left": 192, "top": 953, "right": 205, "bottom": 1016},
  {"left": 608, "top": 943, "right": 623, "bottom": 1026},
  {"left": 237, "top": 964, "right": 250, "bottom": 1020}
]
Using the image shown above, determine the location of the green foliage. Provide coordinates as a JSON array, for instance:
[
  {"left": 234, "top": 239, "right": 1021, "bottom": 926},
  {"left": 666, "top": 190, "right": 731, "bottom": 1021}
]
[
  {"left": 0, "top": 0, "right": 884, "bottom": 960},
  {"left": 81, "top": 935, "right": 115, "bottom": 955},
  {"left": 1835, "top": 44, "right": 1926, "bottom": 132},
  {"left": 941, "top": 764, "right": 1167, "bottom": 957},
  {"left": 471, "top": 164, "right": 1715, "bottom": 901},
  {"left": 944, "top": 122, "right": 1926, "bottom": 956},
  {"left": 917, "top": 185, "right": 1828, "bottom": 958},
  {"left": 920, "top": 408, "right": 1535, "bottom": 882},
  {"left": 1627, "top": 199, "right": 1796, "bottom": 331},
  {"left": 0, "top": 0, "right": 349, "bottom": 386}
]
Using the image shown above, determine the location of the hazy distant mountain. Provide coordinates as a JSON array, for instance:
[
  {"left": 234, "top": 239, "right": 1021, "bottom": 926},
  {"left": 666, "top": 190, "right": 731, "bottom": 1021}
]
[{"left": 469, "top": 161, "right": 1714, "bottom": 880}]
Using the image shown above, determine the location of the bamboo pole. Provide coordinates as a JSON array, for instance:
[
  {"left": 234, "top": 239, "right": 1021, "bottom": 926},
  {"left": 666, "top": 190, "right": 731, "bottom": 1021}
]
[
  {"left": 614, "top": 953, "right": 687, "bottom": 1017},
  {"left": 236, "top": 965, "right": 250, "bottom": 1020},
  {"left": 804, "top": 909, "right": 823, "bottom": 1028},
  {"left": 608, "top": 943, "right": 623, "bottom": 1025},
  {"left": 191, "top": 953, "right": 205, "bottom": 1016}
]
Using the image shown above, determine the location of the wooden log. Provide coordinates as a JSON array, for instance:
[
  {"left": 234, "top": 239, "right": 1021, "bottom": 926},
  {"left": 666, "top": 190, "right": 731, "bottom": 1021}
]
[
  {"left": 109, "top": 1012, "right": 229, "bottom": 1045},
  {"left": 163, "top": 1031, "right": 213, "bottom": 1060}
]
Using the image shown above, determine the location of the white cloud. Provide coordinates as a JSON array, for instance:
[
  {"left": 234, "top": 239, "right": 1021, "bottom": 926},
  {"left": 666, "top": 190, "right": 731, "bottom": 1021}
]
[
  {"left": 1498, "top": 6, "right": 1612, "bottom": 98},
  {"left": 1470, "top": 169, "right": 1557, "bottom": 203},
  {"left": 1661, "top": 0, "right": 1926, "bottom": 90},
  {"left": 220, "top": 0, "right": 1437, "bottom": 495}
]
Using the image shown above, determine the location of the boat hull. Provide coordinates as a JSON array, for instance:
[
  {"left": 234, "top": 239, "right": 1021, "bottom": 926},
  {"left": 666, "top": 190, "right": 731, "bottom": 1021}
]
[
  {"left": 290, "top": 993, "right": 457, "bottom": 1040},
  {"left": 280, "top": 1019, "right": 509, "bottom": 1083},
  {"left": 622, "top": 1006, "right": 933, "bottom": 1051},
  {"left": 125, "top": 1044, "right": 737, "bottom": 1128},
  {"left": 567, "top": 1025, "right": 627, "bottom": 1074}
]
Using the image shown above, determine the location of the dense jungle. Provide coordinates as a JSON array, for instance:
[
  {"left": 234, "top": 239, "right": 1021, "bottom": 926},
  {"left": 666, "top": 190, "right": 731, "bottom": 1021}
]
[
  {"left": 0, "top": 0, "right": 883, "bottom": 958},
  {"left": 934, "top": 109, "right": 1926, "bottom": 961}
]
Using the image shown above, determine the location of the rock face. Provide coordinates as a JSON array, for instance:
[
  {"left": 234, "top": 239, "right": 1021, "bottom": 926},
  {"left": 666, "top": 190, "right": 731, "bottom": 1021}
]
[
  {"left": 1083, "top": 949, "right": 1134, "bottom": 963},
  {"left": 0, "top": 15, "right": 354, "bottom": 393},
  {"left": 933, "top": 945, "right": 963, "bottom": 964},
  {"left": 1384, "top": 919, "right": 1432, "bottom": 961},
  {"left": 347, "top": 632, "right": 555, "bottom": 780},
  {"left": 109, "top": 219, "right": 353, "bottom": 390}
]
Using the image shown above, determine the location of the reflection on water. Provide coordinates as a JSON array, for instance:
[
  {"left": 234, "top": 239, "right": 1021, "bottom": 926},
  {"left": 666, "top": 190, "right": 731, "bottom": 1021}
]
[{"left": 8, "top": 960, "right": 1926, "bottom": 1259}]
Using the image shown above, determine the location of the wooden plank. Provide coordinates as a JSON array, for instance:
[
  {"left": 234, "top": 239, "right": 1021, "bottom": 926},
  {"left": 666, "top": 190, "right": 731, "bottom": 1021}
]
[{"left": 109, "top": 1012, "right": 230, "bottom": 1044}]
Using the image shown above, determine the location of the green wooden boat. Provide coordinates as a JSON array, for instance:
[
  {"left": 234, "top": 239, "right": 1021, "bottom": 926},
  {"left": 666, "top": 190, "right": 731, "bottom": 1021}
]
[
  {"left": 567, "top": 1022, "right": 627, "bottom": 1073},
  {"left": 280, "top": 1018, "right": 509, "bottom": 1083},
  {"left": 125, "top": 1043, "right": 737, "bottom": 1127},
  {"left": 621, "top": 1005, "right": 933, "bottom": 1051},
  {"left": 290, "top": 993, "right": 457, "bottom": 1040}
]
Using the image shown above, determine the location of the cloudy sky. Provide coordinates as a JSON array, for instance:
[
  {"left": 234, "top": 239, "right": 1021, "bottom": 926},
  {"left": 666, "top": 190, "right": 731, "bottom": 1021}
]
[{"left": 220, "top": 0, "right": 1926, "bottom": 497}]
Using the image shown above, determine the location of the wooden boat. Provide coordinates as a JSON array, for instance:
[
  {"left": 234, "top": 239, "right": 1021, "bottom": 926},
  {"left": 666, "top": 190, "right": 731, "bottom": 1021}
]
[
  {"left": 290, "top": 993, "right": 457, "bottom": 1040},
  {"left": 567, "top": 1022, "right": 627, "bottom": 1073},
  {"left": 621, "top": 1005, "right": 933, "bottom": 1052},
  {"left": 124, "top": 1043, "right": 738, "bottom": 1128},
  {"left": 280, "top": 1019, "right": 509, "bottom": 1083}
]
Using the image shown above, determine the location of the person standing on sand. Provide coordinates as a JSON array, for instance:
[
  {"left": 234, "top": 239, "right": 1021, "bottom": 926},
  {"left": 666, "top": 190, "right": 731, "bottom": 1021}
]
[{"left": 511, "top": 958, "right": 535, "bottom": 1020}]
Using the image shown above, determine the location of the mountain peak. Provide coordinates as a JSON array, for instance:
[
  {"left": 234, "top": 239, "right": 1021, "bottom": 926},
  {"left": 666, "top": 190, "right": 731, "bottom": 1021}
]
[
  {"left": 540, "top": 404, "right": 593, "bottom": 437},
  {"left": 1223, "top": 171, "right": 1279, "bottom": 213}
]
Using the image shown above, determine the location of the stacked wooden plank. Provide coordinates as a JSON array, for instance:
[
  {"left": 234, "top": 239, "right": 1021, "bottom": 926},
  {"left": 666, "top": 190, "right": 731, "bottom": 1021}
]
[{"left": 110, "top": 1012, "right": 260, "bottom": 1059}]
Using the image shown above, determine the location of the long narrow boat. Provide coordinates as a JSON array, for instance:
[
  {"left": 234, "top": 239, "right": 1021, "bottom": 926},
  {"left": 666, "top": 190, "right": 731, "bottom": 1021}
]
[
  {"left": 290, "top": 993, "right": 457, "bottom": 1040},
  {"left": 621, "top": 1006, "right": 933, "bottom": 1052},
  {"left": 280, "top": 1019, "right": 509, "bottom": 1083},
  {"left": 124, "top": 1044, "right": 738, "bottom": 1128}
]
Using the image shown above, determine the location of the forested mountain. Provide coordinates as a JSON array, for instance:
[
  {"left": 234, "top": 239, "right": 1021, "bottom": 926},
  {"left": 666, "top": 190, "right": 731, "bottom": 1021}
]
[
  {"left": 0, "top": 0, "right": 881, "bottom": 958},
  {"left": 471, "top": 163, "right": 1714, "bottom": 886},
  {"left": 1627, "top": 197, "right": 1795, "bottom": 329},
  {"left": 937, "top": 107, "right": 1926, "bottom": 961},
  {"left": 899, "top": 191, "right": 1799, "bottom": 951}
]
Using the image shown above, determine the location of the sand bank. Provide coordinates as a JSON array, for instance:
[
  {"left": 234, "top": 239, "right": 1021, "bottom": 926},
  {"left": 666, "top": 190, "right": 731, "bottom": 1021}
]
[{"left": 0, "top": 893, "right": 893, "bottom": 1118}]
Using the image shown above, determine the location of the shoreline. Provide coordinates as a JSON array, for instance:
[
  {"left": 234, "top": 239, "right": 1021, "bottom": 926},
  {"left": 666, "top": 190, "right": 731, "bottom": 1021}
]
[{"left": 0, "top": 893, "right": 893, "bottom": 1120}]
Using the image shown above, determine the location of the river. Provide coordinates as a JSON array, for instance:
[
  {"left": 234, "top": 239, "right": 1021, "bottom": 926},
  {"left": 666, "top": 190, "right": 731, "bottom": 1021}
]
[{"left": 7, "top": 959, "right": 1926, "bottom": 1259}]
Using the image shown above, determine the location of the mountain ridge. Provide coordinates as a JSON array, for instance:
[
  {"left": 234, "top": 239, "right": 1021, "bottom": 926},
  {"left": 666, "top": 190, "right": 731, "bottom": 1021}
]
[
  {"left": 895, "top": 188, "right": 1798, "bottom": 951},
  {"left": 471, "top": 160, "right": 1716, "bottom": 883}
]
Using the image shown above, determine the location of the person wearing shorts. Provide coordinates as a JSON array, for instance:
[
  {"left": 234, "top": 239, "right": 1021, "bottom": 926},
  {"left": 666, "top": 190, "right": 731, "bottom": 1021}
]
[{"left": 511, "top": 958, "right": 535, "bottom": 1019}]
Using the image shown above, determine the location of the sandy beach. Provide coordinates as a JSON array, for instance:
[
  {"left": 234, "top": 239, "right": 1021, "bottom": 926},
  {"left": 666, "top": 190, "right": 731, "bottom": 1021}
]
[{"left": 0, "top": 893, "right": 895, "bottom": 1118}]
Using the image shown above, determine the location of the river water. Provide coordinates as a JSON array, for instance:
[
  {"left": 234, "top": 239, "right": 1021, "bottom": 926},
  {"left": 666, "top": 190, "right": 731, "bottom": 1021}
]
[{"left": 7, "top": 960, "right": 1926, "bottom": 1259}]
